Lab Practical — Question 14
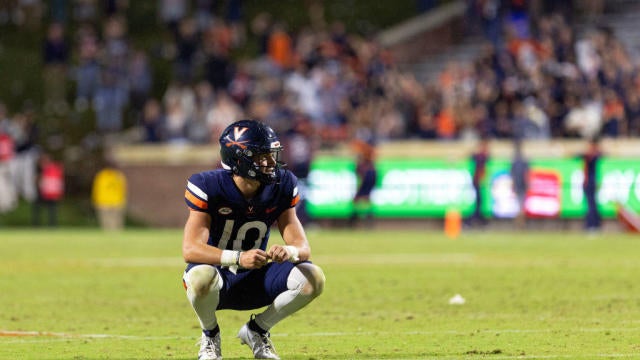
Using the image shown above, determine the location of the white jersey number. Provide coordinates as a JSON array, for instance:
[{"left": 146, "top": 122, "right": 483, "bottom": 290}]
[{"left": 218, "top": 220, "right": 267, "bottom": 251}]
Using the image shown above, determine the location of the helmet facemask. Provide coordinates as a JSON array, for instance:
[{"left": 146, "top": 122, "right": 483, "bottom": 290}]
[{"left": 229, "top": 145, "right": 284, "bottom": 185}]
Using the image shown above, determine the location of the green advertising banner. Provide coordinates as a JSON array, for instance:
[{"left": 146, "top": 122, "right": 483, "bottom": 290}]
[
  {"left": 305, "top": 156, "right": 356, "bottom": 218},
  {"left": 305, "top": 156, "right": 640, "bottom": 219},
  {"left": 598, "top": 158, "right": 640, "bottom": 217},
  {"left": 372, "top": 159, "right": 475, "bottom": 217}
]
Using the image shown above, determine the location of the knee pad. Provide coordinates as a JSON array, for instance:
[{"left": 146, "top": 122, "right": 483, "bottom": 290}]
[
  {"left": 184, "top": 265, "right": 223, "bottom": 297},
  {"left": 290, "top": 263, "right": 325, "bottom": 297}
]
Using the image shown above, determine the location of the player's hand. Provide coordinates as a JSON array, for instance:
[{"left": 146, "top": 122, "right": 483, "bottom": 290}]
[
  {"left": 239, "top": 249, "right": 270, "bottom": 269},
  {"left": 267, "top": 245, "right": 290, "bottom": 263}
]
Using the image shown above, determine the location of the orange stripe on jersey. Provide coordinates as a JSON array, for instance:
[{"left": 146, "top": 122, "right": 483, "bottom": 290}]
[
  {"left": 182, "top": 279, "right": 188, "bottom": 290},
  {"left": 290, "top": 194, "right": 300, "bottom": 207},
  {"left": 185, "top": 190, "right": 208, "bottom": 210}
]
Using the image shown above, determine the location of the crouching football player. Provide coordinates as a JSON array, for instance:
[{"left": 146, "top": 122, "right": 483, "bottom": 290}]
[{"left": 182, "top": 119, "right": 325, "bottom": 360}]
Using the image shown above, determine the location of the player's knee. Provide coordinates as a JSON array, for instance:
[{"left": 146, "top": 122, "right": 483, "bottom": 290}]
[
  {"left": 294, "top": 263, "right": 325, "bottom": 298},
  {"left": 185, "top": 265, "right": 222, "bottom": 297}
]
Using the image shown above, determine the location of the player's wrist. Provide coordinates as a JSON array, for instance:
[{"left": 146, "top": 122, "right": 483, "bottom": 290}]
[
  {"left": 220, "top": 250, "right": 242, "bottom": 267},
  {"left": 284, "top": 245, "right": 300, "bottom": 262}
]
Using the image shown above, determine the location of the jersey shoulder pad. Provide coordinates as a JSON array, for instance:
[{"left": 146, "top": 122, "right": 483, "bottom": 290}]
[{"left": 185, "top": 170, "right": 224, "bottom": 211}]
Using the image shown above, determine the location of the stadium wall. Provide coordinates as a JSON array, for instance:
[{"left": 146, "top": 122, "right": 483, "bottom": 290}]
[{"left": 113, "top": 145, "right": 217, "bottom": 228}]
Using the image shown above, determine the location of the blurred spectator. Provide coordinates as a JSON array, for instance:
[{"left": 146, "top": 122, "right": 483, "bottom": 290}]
[
  {"left": 228, "top": 61, "right": 255, "bottom": 108},
  {"left": 101, "top": 15, "right": 129, "bottom": 87},
  {"left": 10, "top": 110, "right": 39, "bottom": 204},
  {"left": 72, "top": 0, "right": 99, "bottom": 24},
  {"left": 267, "top": 22, "right": 293, "bottom": 70},
  {"left": 260, "top": 90, "right": 294, "bottom": 135},
  {"left": 517, "top": 98, "right": 550, "bottom": 139},
  {"left": 91, "top": 159, "right": 127, "bottom": 231},
  {"left": 0, "top": 123, "right": 17, "bottom": 213},
  {"left": 159, "top": 0, "right": 189, "bottom": 37},
  {"left": 317, "top": 67, "right": 351, "bottom": 133},
  {"left": 283, "top": 115, "right": 317, "bottom": 225},
  {"left": 374, "top": 98, "right": 404, "bottom": 141},
  {"left": 250, "top": 12, "right": 273, "bottom": 56},
  {"left": 624, "top": 85, "right": 640, "bottom": 136},
  {"left": 163, "top": 81, "right": 196, "bottom": 142},
  {"left": 564, "top": 95, "right": 602, "bottom": 139},
  {"left": 575, "top": 30, "right": 601, "bottom": 81},
  {"left": 510, "top": 138, "right": 529, "bottom": 229},
  {"left": 173, "top": 17, "right": 200, "bottom": 83},
  {"left": 480, "top": 0, "right": 502, "bottom": 46},
  {"left": 203, "top": 21, "right": 234, "bottom": 90},
  {"left": 33, "top": 153, "right": 64, "bottom": 227},
  {"left": 128, "top": 49, "right": 153, "bottom": 116},
  {"left": 492, "top": 100, "right": 513, "bottom": 138},
  {"left": 73, "top": 24, "right": 101, "bottom": 111},
  {"left": 601, "top": 89, "right": 625, "bottom": 137},
  {"left": 188, "top": 81, "right": 215, "bottom": 143},
  {"left": 284, "top": 61, "right": 323, "bottom": 123},
  {"left": 435, "top": 105, "right": 457, "bottom": 140},
  {"left": 205, "top": 90, "right": 243, "bottom": 142},
  {"left": 94, "top": 68, "right": 128, "bottom": 133},
  {"left": 504, "top": 0, "right": 530, "bottom": 40},
  {"left": 467, "top": 138, "right": 489, "bottom": 227},
  {"left": 464, "top": 103, "right": 492, "bottom": 140},
  {"left": 42, "top": 21, "right": 69, "bottom": 114},
  {"left": 415, "top": 103, "right": 438, "bottom": 139},
  {"left": 349, "top": 140, "right": 377, "bottom": 228},
  {"left": 194, "top": 0, "right": 215, "bottom": 31},
  {"left": 140, "top": 98, "right": 165, "bottom": 143},
  {"left": 164, "top": 95, "right": 190, "bottom": 143},
  {"left": 581, "top": 136, "right": 602, "bottom": 231},
  {"left": 227, "top": 1, "right": 247, "bottom": 50}
]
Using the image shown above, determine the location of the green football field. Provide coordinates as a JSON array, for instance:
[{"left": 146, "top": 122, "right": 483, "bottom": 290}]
[{"left": 1, "top": 228, "right": 639, "bottom": 359}]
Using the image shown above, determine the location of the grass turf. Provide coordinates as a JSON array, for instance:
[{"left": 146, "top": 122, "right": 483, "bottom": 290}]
[{"left": 0, "top": 228, "right": 639, "bottom": 359}]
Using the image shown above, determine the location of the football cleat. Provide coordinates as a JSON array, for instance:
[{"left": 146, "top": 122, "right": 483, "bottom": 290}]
[
  {"left": 237, "top": 322, "right": 280, "bottom": 359},
  {"left": 197, "top": 332, "right": 222, "bottom": 360}
]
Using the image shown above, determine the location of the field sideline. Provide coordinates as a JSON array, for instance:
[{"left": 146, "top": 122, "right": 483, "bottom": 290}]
[{"left": 1, "top": 228, "right": 639, "bottom": 359}]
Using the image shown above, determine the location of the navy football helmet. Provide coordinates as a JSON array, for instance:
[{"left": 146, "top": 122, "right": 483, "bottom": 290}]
[{"left": 219, "top": 120, "right": 284, "bottom": 184}]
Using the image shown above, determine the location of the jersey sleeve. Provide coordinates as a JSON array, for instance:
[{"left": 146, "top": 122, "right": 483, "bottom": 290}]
[
  {"left": 185, "top": 173, "right": 209, "bottom": 212},
  {"left": 282, "top": 171, "right": 301, "bottom": 209}
]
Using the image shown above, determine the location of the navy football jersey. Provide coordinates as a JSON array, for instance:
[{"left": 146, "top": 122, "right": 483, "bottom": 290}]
[{"left": 184, "top": 169, "right": 300, "bottom": 252}]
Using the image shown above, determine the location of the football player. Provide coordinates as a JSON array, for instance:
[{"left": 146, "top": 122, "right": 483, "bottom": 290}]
[{"left": 182, "top": 119, "right": 325, "bottom": 360}]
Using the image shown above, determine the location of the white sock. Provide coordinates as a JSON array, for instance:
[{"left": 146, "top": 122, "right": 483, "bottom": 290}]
[
  {"left": 184, "top": 265, "right": 223, "bottom": 331},
  {"left": 255, "top": 263, "right": 325, "bottom": 330}
]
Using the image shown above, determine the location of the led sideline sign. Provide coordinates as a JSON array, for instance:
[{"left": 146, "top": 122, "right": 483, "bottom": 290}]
[{"left": 304, "top": 157, "right": 640, "bottom": 219}]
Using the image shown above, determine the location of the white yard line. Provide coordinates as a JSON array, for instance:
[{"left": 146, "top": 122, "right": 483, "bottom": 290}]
[
  {"left": 3, "top": 326, "right": 640, "bottom": 340},
  {"left": 87, "top": 253, "right": 476, "bottom": 267}
]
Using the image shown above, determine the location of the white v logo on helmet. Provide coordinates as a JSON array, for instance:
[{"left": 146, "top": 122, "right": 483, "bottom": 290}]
[{"left": 234, "top": 127, "right": 248, "bottom": 140}]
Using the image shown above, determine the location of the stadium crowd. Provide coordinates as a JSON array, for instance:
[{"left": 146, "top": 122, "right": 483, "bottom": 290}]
[{"left": 0, "top": 0, "right": 638, "bottom": 215}]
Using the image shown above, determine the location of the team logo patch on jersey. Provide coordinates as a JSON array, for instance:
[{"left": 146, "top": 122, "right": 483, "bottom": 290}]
[{"left": 218, "top": 207, "right": 233, "bottom": 215}]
